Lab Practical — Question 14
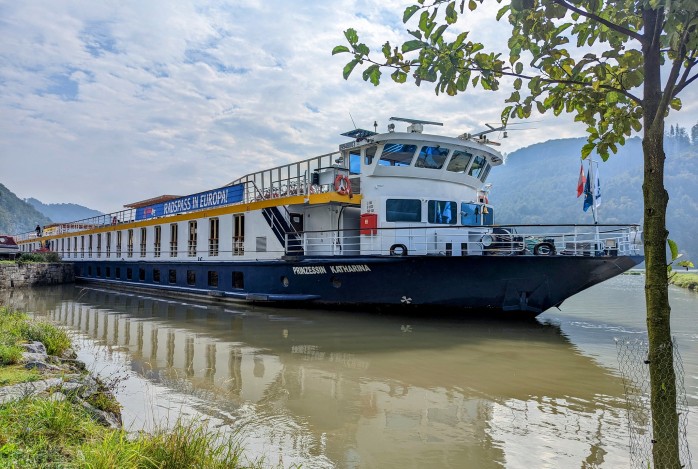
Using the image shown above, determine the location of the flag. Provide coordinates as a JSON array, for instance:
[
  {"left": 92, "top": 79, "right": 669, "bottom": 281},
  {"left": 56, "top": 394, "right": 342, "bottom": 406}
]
[
  {"left": 576, "top": 162, "right": 586, "bottom": 197},
  {"left": 594, "top": 165, "right": 601, "bottom": 207},
  {"left": 583, "top": 170, "right": 593, "bottom": 212}
]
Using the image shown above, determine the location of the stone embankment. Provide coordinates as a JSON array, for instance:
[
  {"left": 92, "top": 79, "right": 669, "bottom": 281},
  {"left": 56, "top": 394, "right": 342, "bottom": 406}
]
[
  {"left": 0, "top": 340, "right": 122, "bottom": 428},
  {"left": 0, "top": 263, "right": 74, "bottom": 289}
]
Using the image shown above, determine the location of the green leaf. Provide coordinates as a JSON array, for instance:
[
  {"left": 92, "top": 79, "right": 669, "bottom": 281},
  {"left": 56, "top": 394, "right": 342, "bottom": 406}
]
[
  {"left": 581, "top": 142, "right": 595, "bottom": 159},
  {"left": 515, "top": 62, "right": 523, "bottom": 74},
  {"left": 403, "top": 5, "right": 420, "bottom": 23},
  {"left": 668, "top": 239, "right": 679, "bottom": 262},
  {"left": 344, "top": 29, "right": 358, "bottom": 45},
  {"left": 670, "top": 98, "right": 682, "bottom": 111},
  {"left": 496, "top": 5, "right": 510, "bottom": 21},
  {"left": 363, "top": 64, "right": 382, "bottom": 86},
  {"left": 402, "top": 40, "right": 426, "bottom": 53},
  {"left": 391, "top": 69, "right": 408, "bottom": 83},
  {"left": 332, "top": 45, "right": 350, "bottom": 55},
  {"left": 606, "top": 91, "right": 619, "bottom": 104},
  {"left": 342, "top": 59, "right": 360, "bottom": 80}
]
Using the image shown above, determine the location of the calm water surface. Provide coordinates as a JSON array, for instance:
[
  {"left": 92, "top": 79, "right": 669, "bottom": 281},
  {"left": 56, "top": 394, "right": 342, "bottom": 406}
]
[{"left": 1, "top": 274, "right": 696, "bottom": 468}]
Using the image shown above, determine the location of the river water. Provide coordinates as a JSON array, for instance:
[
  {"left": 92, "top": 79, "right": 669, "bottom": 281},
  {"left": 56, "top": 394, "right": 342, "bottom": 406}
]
[{"left": 1, "top": 274, "right": 696, "bottom": 468}]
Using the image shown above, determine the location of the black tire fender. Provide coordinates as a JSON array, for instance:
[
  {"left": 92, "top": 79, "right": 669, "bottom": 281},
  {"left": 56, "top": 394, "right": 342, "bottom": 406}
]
[
  {"left": 389, "top": 244, "right": 408, "bottom": 256},
  {"left": 533, "top": 242, "right": 556, "bottom": 256}
]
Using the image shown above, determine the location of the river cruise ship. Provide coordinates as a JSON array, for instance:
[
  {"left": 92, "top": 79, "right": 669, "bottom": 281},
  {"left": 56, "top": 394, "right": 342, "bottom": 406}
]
[{"left": 14, "top": 118, "right": 644, "bottom": 317}]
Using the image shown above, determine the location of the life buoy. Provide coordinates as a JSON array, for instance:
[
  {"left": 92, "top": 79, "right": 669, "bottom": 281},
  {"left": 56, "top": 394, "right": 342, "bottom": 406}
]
[
  {"left": 334, "top": 174, "right": 351, "bottom": 196},
  {"left": 389, "top": 243, "right": 408, "bottom": 256},
  {"left": 533, "top": 242, "right": 556, "bottom": 256}
]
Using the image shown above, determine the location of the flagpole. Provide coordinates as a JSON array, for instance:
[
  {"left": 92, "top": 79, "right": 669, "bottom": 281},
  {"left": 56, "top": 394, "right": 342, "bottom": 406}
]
[{"left": 588, "top": 158, "right": 598, "bottom": 224}]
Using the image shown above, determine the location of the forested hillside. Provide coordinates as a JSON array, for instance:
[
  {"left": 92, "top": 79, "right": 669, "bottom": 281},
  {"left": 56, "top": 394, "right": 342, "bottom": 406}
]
[
  {"left": 26, "top": 198, "right": 102, "bottom": 222},
  {"left": 488, "top": 136, "right": 698, "bottom": 263},
  {"left": 0, "top": 184, "right": 52, "bottom": 235}
]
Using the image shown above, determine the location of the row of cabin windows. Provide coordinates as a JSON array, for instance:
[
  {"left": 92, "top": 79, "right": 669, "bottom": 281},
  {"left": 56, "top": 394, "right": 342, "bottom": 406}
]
[
  {"left": 386, "top": 199, "right": 494, "bottom": 225},
  {"left": 54, "top": 215, "right": 245, "bottom": 258},
  {"left": 347, "top": 144, "right": 491, "bottom": 182},
  {"left": 84, "top": 265, "right": 245, "bottom": 289}
]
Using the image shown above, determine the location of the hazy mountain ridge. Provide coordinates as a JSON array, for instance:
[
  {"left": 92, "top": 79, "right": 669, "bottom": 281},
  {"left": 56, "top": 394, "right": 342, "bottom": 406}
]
[
  {"left": 0, "top": 184, "right": 52, "bottom": 235},
  {"left": 26, "top": 198, "right": 102, "bottom": 223}
]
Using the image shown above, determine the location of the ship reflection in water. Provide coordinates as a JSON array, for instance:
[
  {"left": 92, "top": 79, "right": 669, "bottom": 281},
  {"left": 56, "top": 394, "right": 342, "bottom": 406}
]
[{"left": 4, "top": 285, "right": 633, "bottom": 468}]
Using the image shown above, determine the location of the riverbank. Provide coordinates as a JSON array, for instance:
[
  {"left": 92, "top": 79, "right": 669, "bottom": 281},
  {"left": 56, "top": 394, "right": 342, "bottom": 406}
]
[
  {"left": 670, "top": 272, "right": 698, "bottom": 291},
  {"left": 0, "top": 256, "right": 74, "bottom": 289},
  {"left": 0, "top": 306, "right": 262, "bottom": 468}
]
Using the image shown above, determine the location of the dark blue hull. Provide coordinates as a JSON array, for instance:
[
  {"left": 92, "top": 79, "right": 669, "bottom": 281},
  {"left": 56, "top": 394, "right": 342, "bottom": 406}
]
[{"left": 74, "top": 254, "right": 643, "bottom": 317}]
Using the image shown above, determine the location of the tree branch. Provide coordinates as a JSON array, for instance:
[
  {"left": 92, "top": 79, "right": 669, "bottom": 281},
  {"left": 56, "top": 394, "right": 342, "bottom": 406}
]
[
  {"left": 672, "top": 59, "right": 698, "bottom": 97},
  {"left": 550, "top": 0, "right": 643, "bottom": 43}
]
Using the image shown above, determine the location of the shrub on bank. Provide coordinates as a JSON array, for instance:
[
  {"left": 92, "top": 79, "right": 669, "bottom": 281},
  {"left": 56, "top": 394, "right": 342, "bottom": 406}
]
[
  {"left": 16, "top": 251, "right": 62, "bottom": 264},
  {"left": 0, "top": 307, "right": 71, "bottom": 359},
  {"left": 670, "top": 273, "right": 698, "bottom": 291}
]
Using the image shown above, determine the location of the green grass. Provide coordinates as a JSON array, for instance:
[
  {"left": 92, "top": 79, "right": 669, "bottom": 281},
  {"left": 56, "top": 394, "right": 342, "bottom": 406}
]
[
  {"left": 0, "top": 307, "right": 72, "bottom": 359},
  {"left": 0, "top": 398, "right": 260, "bottom": 468},
  {"left": 0, "top": 364, "right": 41, "bottom": 386},
  {"left": 670, "top": 272, "right": 698, "bottom": 291}
]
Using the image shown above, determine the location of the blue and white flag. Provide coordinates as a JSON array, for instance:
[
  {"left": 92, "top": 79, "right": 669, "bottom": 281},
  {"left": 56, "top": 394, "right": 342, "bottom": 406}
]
[{"left": 594, "top": 165, "right": 601, "bottom": 207}]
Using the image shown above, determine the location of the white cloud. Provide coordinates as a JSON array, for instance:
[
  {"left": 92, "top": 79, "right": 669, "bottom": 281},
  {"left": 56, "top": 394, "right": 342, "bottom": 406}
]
[{"left": 1, "top": 0, "right": 696, "bottom": 213}]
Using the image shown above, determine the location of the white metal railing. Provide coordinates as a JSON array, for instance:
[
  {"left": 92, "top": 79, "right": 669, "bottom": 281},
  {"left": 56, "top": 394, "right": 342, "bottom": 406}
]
[{"left": 287, "top": 224, "right": 643, "bottom": 258}]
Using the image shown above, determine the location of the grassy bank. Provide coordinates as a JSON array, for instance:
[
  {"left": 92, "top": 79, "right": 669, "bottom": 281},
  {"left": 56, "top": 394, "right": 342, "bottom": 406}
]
[
  {"left": 670, "top": 272, "right": 698, "bottom": 291},
  {"left": 0, "top": 307, "right": 262, "bottom": 468}
]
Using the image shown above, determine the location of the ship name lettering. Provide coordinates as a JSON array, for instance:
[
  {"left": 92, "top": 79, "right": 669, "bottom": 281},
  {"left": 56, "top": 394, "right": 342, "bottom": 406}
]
[
  {"left": 199, "top": 190, "right": 228, "bottom": 208},
  {"left": 329, "top": 265, "right": 371, "bottom": 273},
  {"left": 292, "top": 266, "right": 327, "bottom": 275}
]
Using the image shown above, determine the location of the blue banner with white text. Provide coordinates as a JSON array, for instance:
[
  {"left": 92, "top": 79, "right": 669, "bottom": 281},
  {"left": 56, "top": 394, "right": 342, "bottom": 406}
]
[{"left": 135, "top": 184, "right": 244, "bottom": 220}]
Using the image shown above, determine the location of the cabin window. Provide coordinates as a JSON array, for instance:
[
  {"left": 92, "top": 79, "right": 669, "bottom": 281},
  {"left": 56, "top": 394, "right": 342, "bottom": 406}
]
[
  {"left": 139, "top": 268, "right": 145, "bottom": 281},
  {"left": 106, "top": 267, "right": 111, "bottom": 278},
  {"left": 187, "top": 270, "right": 196, "bottom": 286},
  {"left": 116, "top": 232, "right": 122, "bottom": 257},
  {"left": 88, "top": 266, "right": 92, "bottom": 276},
  {"left": 428, "top": 201, "right": 457, "bottom": 224},
  {"left": 232, "top": 271, "right": 244, "bottom": 289},
  {"left": 348, "top": 149, "right": 361, "bottom": 174},
  {"left": 481, "top": 164, "right": 491, "bottom": 182},
  {"left": 414, "top": 146, "right": 449, "bottom": 169},
  {"left": 88, "top": 235, "right": 93, "bottom": 258},
  {"left": 115, "top": 267, "right": 121, "bottom": 279},
  {"left": 446, "top": 150, "right": 473, "bottom": 173},
  {"left": 460, "top": 203, "right": 495, "bottom": 226},
  {"left": 154, "top": 226, "right": 161, "bottom": 258},
  {"left": 233, "top": 214, "right": 244, "bottom": 256},
  {"left": 96, "top": 233, "right": 102, "bottom": 258},
  {"left": 127, "top": 229, "right": 134, "bottom": 258},
  {"left": 379, "top": 143, "right": 417, "bottom": 166},
  {"left": 153, "top": 269, "right": 160, "bottom": 283},
  {"left": 468, "top": 155, "right": 487, "bottom": 178},
  {"left": 169, "top": 269, "right": 176, "bottom": 284},
  {"left": 106, "top": 232, "right": 111, "bottom": 258},
  {"left": 96, "top": 266, "right": 101, "bottom": 277},
  {"left": 74, "top": 237, "right": 78, "bottom": 258},
  {"left": 208, "top": 271, "right": 219, "bottom": 287},
  {"left": 140, "top": 227, "right": 147, "bottom": 257},
  {"left": 127, "top": 268, "right": 133, "bottom": 280},
  {"left": 80, "top": 236, "right": 85, "bottom": 258},
  {"left": 386, "top": 199, "right": 422, "bottom": 222},
  {"left": 209, "top": 218, "right": 219, "bottom": 256},
  {"left": 364, "top": 145, "right": 377, "bottom": 166},
  {"left": 188, "top": 221, "right": 197, "bottom": 257},
  {"left": 170, "top": 223, "right": 178, "bottom": 257}
]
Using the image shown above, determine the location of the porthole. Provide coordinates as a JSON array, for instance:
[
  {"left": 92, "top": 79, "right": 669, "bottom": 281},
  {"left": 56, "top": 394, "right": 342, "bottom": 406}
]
[
  {"left": 331, "top": 276, "right": 342, "bottom": 288},
  {"left": 281, "top": 276, "right": 289, "bottom": 287}
]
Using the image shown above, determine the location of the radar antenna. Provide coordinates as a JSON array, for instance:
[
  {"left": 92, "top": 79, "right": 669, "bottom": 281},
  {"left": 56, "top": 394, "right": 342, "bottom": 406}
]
[{"left": 389, "top": 116, "right": 443, "bottom": 134}]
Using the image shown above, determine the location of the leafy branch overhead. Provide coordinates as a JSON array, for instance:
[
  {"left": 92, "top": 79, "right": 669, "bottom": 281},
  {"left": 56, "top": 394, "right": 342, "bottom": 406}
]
[{"left": 333, "top": 0, "right": 698, "bottom": 160}]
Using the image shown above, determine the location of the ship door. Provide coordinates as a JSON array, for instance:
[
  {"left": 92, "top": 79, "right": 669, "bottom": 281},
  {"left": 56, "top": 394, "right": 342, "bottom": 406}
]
[{"left": 289, "top": 213, "right": 303, "bottom": 232}]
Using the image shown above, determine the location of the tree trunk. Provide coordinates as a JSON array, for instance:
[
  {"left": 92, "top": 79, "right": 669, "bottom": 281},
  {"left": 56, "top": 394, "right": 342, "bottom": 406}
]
[{"left": 642, "top": 7, "right": 681, "bottom": 468}]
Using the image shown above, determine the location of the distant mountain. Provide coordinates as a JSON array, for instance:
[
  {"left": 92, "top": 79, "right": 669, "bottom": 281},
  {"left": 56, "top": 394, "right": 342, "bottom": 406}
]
[
  {"left": 488, "top": 136, "right": 698, "bottom": 264},
  {"left": 26, "top": 198, "right": 102, "bottom": 223},
  {"left": 0, "top": 183, "right": 52, "bottom": 235}
]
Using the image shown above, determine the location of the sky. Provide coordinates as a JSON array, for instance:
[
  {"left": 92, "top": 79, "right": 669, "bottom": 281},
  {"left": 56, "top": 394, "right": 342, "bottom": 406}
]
[{"left": 2, "top": 1, "right": 697, "bottom": 214}]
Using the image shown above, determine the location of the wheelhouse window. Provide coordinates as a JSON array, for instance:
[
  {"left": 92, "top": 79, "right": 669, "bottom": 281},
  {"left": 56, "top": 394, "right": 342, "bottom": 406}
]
[
  {"left": 414, "top": 146, "right": 449, "bottom": 169},
  {"left": 428, "top": 201, "right": 457, "bottom": 224},
  {"left": 140, "top": 227, "right": 147, "bottom": 257},
  {"left": 348, "top": 149, "right": 361, "bottom": 174},
  {"left": 154, "top": 226, "right": 161, "bottom": 258},
  {"left": 446, "top": 150, "right": 473, "bottom": 173},
  {"left": 386, "top": 199, "right": 421, "bottom": 222},
  {"left": 460, "top": 203, "right": 495, "bottom": 226},
  {"left": 364, "top": 145, "right": 378, "bottom": 166},
  {"left": 188, "top": 221, "right": 197, "bottom": 257},
  {"left": 233, "top": 214, "right": 244, "bottom": 256},
  {"left": 379, "top": 143, "right": 417, "bottom": 166},
  {"left": 170, "top": 223, "right": 178, "bottom": 257},
  {"left": 209, "top": 218, "right": 219, "bottom": 256},
  {"left": 468, "top": 155, "right": 487, "bottom": 179},
  {"left": 127, "top": 229, "right": 134, "bottom": 258}
]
